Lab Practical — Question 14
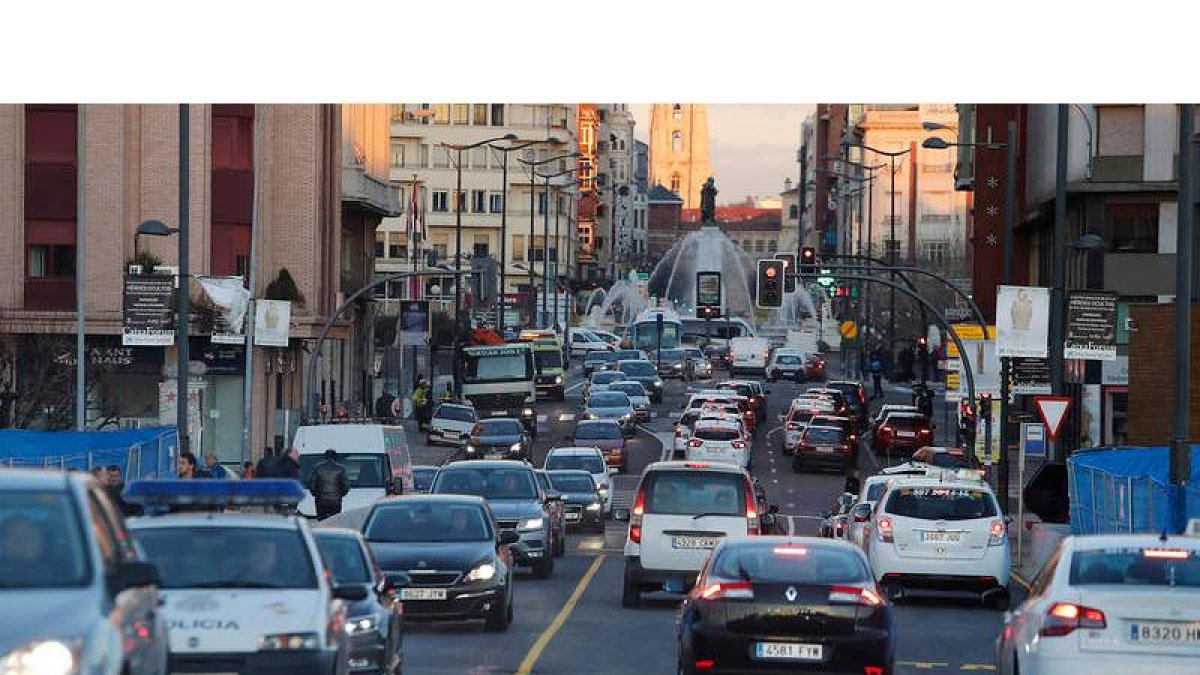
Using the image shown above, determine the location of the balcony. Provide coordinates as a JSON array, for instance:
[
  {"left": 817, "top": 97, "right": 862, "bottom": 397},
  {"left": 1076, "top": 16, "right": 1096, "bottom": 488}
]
[{"left": 343, "top": 165, "right": 401, "bottom": 217}]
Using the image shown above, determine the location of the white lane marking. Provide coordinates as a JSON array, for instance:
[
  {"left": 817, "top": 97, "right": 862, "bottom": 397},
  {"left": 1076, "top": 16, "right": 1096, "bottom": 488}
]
[
  {"left": 770, "top": 467, "right": 777, "bottom": 473},
  {"left": 786, "top": 502, "right": 796, "bottom": 508},
  {"left": 772, "top": 479, "right": 778, "bottom": 484},
  {"left": 558, "top": 413, "right": 576, "bottom": 422}
]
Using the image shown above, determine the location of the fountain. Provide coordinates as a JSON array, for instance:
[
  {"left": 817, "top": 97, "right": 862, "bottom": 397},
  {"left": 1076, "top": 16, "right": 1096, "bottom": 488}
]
[{"left": 586, "top": 270, "right": 652, "bottom": 328}]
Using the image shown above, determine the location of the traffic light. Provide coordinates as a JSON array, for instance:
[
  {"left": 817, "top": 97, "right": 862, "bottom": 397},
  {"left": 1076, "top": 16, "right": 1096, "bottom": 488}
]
[
  {"left": 756, "top": 259, "right": 785, "bottom": 309},
  {"left": 916, "top": 335, "right": 927, "bottom": 349},
  {"left": 698, "top": 306, "right": 720, "bottom": 319},
  {"left": 775, "top": 253, "right": 797, "bottom": 293},
  {"left": 800, "top": 247, "right": 817, "bottom": 277}
]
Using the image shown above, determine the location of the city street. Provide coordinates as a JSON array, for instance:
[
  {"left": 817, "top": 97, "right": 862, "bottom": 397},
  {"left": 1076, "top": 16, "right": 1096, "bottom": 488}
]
[{"left": 403, "top": 357, "right": 1018, "bottom": 674}]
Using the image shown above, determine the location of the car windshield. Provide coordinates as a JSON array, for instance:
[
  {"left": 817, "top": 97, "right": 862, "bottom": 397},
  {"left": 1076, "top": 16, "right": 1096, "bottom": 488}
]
[
  {"left": 546, "top": 454, "right": 605, "bottom": 474},
  {"left": 611, "top": 383, "right": 647, "bottom": 397},
  {"left": 593, "top": 372, "right": 624, "bottom": 384},
  {"left": 884, "top": 487, "right": 997, "bottom": 521},
  {"left": 711, "top": 543, "right": 870, "bottom": 584},
  {"left": 534, "top": 350, "right": 562, "bottom": 369},
  {"left": 644, "top": 471, "right": 746, "bottom": 516},
  {"left": 433, "top": 467, "right": 537, "bottom": 499},
  {"left": 549, "top": 473, "right": 598, "bottom": 493},
  {"left": 865, "top": 482, "right": 888, "bottom": 502},
  {"left": 299, "top": 453, "right": 387, "bottom": 489},
  {"left": 0, "top": 491, "right": 90, "bottom": 588},
  {"left": 477, "top": 419, "right": 523, "bottom": 436},
  {"left": 804, "top": 427, "right": 845, "bottom": 444},
  {"left": 885, "top": 415, "right": 927, "bottom": 428},
  {"left": 660, "top": 349, "right": 686, "bottom": 361},
  {"left": 776, "top": 355, "right": 802, "bottom": 365},
  {"left": 364, "top": 502, "right": 491, "bottom": 543},
  {"left": 575, "top": 422, "right": 623, "bottom": 440},
  {"left": 613, "top": 351, "right": 642, "bottom": 361},
  {"left": 588, "top": 352, "right": 618, "bottom": 362},
  {"left": 534, "top": 472, "right": 552, "bottom": 491},
  {"left": 314, "top": 534, "right": 371, "bottom": 584},
  {"left": 134, "top": 526, "right": 318, "bottom": 589},
  {"left": 435, "top": 405, "right": 476, "bottom": 423},
  {"left": 930, "top": 452, "right": 974, "bottom": 469},
  {"left": 590, "top": 392, "right": 630, "bottom": 407},
  {"left": 684, "top": 349, "right": 704, "bottom": 359},
  {"left": 463, "top": 349, "right": 532, "bottom": 382},
  {"left": 1069, "top": 548, "right": 1200, "bottom": 587},
  {"left": 412, "top": 468, "right": 437, "bottom": 492},
  {"left": 724, "top": 384, "right": 753, "bottom": 397},
  {"left": 620, "top": 362, "right": 656, "bottom": 377},
  {"left": 694, "top": 426, "right": 742, "bottom": 441}
]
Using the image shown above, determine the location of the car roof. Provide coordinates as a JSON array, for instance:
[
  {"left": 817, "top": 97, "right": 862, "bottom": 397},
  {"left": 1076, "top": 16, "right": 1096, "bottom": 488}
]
[
  {"left": 885, "top": 475, "right": 993, "bottom": 492},
  {"left": 694, "top": 418, "right": 741, "bottom": 429},
  {"left": 611, "top": 380, "right": 647, "bottom": 389},
  {"left": 374, "top": 493, "right": 488, "bottom": 506},
  {"left": 129, "top": 512, "right": 308, "bottom": 530},
  {"left": 645, "top": 460, "right": 748, "bottom": 475},
  {"left": 827, "top": 380, "right": 863, "bottom": 387},
  {"left": 716, "top": 535, "right": 863, "bottom": 554},
  {"left": 804, "top": 425, "right": 844, "bottom": 433},
  {"left": 311, "top": 527, "right": 364, "bottom": 541},
  {"left": 885, "top": 412, "right": 928, "bottom": 419},
  {"left": 575, "top": 419, "right": 620, "bottom": 428},
  {"left": 0, "top": 468, "right": 76, "bottom": 491},
  {"left": 616, "top": 359, "right": 654, "bottom": 366},
  {"left": 812, "top": 415, "right": 850, "bottom": 422},
  {"left": 1065, "top": 534, "right": 1200, "bottom": 551},
  {"left": 547, "top": 446, "right": 604, "bottom": 456},
  {"left": 442, "top": 460, "right": 532, "bottom": 470}
]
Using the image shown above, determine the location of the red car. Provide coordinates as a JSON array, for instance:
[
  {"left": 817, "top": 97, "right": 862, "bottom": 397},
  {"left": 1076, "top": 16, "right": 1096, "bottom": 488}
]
[
  {"left": 792, "top": 424, "right": 854, "bottom": 473},
  {"left": 572, "top": 419, "right": 628, "bottom": 472},
  {"left": 804, "top": 355, "right": 827, "bottom": 381},
  {"left": 872, "top": 412, "right": 934, "bottom": 455}
]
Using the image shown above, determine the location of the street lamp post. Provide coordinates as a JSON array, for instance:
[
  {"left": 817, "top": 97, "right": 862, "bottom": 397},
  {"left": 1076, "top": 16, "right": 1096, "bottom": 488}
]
[
  {"left": 537, "top": 169, "right": 577, "bottom": 331},
  {"left": 519, "top": 151, "right": 580, "bottom": 328}
]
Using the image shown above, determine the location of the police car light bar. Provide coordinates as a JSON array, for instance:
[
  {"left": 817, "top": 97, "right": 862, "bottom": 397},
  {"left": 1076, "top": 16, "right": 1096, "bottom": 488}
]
[{"left": 124, "top": 479, "right": 306, "bottom": 507}]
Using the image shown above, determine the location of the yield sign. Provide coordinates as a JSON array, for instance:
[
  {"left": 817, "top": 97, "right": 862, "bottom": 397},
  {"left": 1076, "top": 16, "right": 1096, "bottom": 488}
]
[{"left": 1034, "top": 395, "right": 1073, "bottom": 442}]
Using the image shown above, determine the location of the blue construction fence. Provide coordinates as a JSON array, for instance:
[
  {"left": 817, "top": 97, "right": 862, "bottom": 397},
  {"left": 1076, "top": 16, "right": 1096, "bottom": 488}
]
[
  {"left": 1068, "top": 445, "right": 1200, "bottom": 535},
  {"left": 0, "top": 427, "right": 178, "bottom": 480}
]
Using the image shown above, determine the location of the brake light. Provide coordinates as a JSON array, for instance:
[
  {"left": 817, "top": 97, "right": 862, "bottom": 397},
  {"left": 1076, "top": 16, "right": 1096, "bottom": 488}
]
[
  {"left": 675, "top": 427, "right": 683, "bottom": 438},
  {"left": 689, "top": 439, "right": 704, "bottom": 448},
  {"left": 773, "top": 546, "right": 808, "bottom": 556},
  {"left": 694, "top": 660, "right": 715, "bottom": 671},
  {"left": 829, "top": 584, "right": 884, "bottom": 607},
  {"left": 876, "top": 517, "right": 894, "bottom": 543},
  {"left": 732, "top": 441, "right": 747, "bottom": 450},
  {"left": 684, "top": 462, "right": 710, "bottom": 469},
  {"left": 1144, "top": 548, "right": 1191, "bottom": 560},
  {"left": 699, "top": 580, "right": 754, "bottom": 600},
  {"left": 745, "top": 481, "right": 760, "bottom": 535},
  {"left": 988, "top": 519, "right": 1006, "bottom": 546},
  {"left": 1041, "top": 602, "right": 1107, "bottom": 637},
  {"left": 786, "top": 422, "right": 799, "bottom": 431},
  {"left": 879, "top": 425, "right": 893, "bottom": 435},
  {"left": 629, "top": 488, "right": 645, "bottom": 544}
]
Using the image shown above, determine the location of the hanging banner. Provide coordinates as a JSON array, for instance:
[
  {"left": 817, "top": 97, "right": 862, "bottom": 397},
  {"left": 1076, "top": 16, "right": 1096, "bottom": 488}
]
[
  {"left": 995, "top": 285, "right": 1050, "bottom": 358},
  {"left": 196, "top": 276, "right": 251, "bottom": 345},
  {"left": 399, "top": 300, "right": 431, "bottom": 346},
  {"left": 254, "top": 300, "right": 292, "bottom": 347},
  {"left": 122, "top": 274, "right": 176, "bottom": 346},
  {"left": 1063, "top": 290, "right": 1118, "bottom": 360}
]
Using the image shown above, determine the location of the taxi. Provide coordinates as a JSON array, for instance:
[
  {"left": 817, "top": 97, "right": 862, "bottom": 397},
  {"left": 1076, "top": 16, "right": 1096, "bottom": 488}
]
[{"left": 126, "top": 480, "right": 361, "bottom": 675}]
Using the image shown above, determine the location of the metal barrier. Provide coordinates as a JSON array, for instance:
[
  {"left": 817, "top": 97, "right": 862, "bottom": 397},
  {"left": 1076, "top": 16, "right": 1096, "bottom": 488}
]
[
  {"left": 1068, "top": 446, "right": 1200, "bottom": 535},
  {"left": 1, "top": 430, "right": 176, "bottom": 480}
]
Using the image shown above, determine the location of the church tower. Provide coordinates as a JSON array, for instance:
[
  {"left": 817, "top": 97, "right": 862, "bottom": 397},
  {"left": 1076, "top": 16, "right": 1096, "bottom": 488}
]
[{"left": 649, "top": 104, "right": 713, "bottom": 210}]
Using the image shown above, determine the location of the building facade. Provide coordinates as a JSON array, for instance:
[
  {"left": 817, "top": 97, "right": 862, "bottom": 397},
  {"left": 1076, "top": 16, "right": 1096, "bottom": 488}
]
[
  {"left": 594, "top": 105, "right": 637, "bottom": 280},
  {"left": 648, "top": 104, "right": 713, "bottom": 210},
  {"left": 646, "top": 184, "right": 684, "bottom": 260}
]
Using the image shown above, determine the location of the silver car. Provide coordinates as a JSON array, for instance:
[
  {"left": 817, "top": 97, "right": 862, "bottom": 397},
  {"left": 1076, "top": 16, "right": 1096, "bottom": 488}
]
[
  {"left": 683, "top": 347, "right": 714, "bottom": 379},
  {"left": 583, "top": 390, "right": 637, "bottom": 436},
  {"left": 608, "top": 381, "right": 651, "bottom": 421},
  {"left": 582, "top": 370, "right": 625, "bottom": 402}
]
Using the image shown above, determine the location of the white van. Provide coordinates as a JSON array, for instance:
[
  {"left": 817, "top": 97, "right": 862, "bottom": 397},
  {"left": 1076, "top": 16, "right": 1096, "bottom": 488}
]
[
  {"left": 290, "top": 423, "right": 412, "bottom": 517},
  {"left": 728, "top": 336, "right": 771, "bottom": 376}
]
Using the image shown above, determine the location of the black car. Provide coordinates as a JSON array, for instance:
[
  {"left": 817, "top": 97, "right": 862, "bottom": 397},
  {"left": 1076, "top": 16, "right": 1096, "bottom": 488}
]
[
  {"left": 826, "top": 380, "right": 868, "bottom": 423},
  {"left": 676, "top": 537, "right": 893, "bottom": 675},
  {"left": 361, "top": 495, "right": 518, "bottom": 631},
  {"left": 312, "top": 529, "right": 405, "bottom": 675},
  {"left": 412, "top": 466, "right": 438, "bottom": 494},
  {"left": 464, "top": 418, "right": 532, "bottom": 460},
  {"left": 583, "top": 351, "right": 619, "bottom": 377},
  {"left": 719, "top": 380, "right": 768, "bottom": 423},
  {"left": 547, "top": 470, "right": 605, "bottom": 533},
  {"left": 655, "top": 348, "right": 692, "bottom": 379},
  {"left": 616, "top": 359, "right": 665, "bottom": 403}
]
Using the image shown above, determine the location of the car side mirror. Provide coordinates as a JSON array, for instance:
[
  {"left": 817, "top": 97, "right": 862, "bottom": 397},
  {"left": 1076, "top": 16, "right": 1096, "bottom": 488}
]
[
  {"left": 499, "top": 530, "right": 521, "bottom": 546},
  {"left": 612, "top": 507, "right": 630, "bottom": 522},
  {"left": 388, "top": 477, "right": 405, "bottom": 496},
  {"left": 760, "top": 514, "right": 776, "bottom": 528},
  {"left": 333, "top": 585, "right": 369, "bottom": 602},
  {"left": 109, "top": 560, "right": 161, "bottom": 594}
]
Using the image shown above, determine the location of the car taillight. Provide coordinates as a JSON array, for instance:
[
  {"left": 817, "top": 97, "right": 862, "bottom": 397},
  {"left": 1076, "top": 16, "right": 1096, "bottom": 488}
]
[
  {"left": 629, "top": 488, "right": 645, "bottom": 544},
  {"left": 744, "top": 481, "right": 760, "bottom": 535},
  {"left": 699, "top": 579, "right": 754, "bottom": 600},
  {"left": 732, "top": 441, "right": 747, "bottom": 450},
  {"left": 988, "top": 520, "right": 1006, "bottom": 546},
  {"left": 878, "top": 425, "right": 893, "bottom": 435},
  {"left": 829, "top": 584, "right": 884, "bottom": 607},
  {"left": 876, "top": 517, "right": 894, "bottom": 543},
  {"left": 786, "top": 422, "right": 799, "bottom": 431},
  {"left": 1041, "top": 602, "right": 1107, "bottom": 637},
  {"left": 688, "top": 439, "right": 704, "bottom": 448}
]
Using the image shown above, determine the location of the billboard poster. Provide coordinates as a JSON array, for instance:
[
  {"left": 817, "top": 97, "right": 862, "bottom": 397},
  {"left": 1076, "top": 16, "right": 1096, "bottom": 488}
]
[
  {"left": 1064, "top": 290, "right": 1118, "bottom": 360},
  {"left": 122, "top": 274, "right": 175, "bottom": 346},
  {"left": 696, "top": 271, "right": 722, "bottom": 308},
  {"left": 995, "top": 285, "right": 1049, "bottom": 358},
  {"left": 399, "top": 300, "right": 431, "bottom": 345},
  {"left": 1011, "top": 357, "right": 1052, "bottom": 395},
  {"left": 196, "top": 276, "right": 251, "bottom": 345},
  {"left": 254, "top": 300, "right": 292, "bottom": 347}
]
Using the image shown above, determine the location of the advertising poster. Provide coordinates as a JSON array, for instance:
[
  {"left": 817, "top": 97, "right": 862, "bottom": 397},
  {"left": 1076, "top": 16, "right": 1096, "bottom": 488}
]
[
  {"left": 254, "top": 300, "right": 292, "bottom": 347},
  {"left": 122, "top": 274, "right": 176, "bottom": 346},
  {"left": 1064, "top": 291, "right": 1118, "bottom": 360},
  {"left": 995, "top": 285, "right": 1049, "bottom": 358}
]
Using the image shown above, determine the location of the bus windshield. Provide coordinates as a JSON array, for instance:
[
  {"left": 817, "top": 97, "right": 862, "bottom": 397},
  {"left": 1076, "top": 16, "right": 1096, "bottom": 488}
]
[
  {"left": 629, "top": 319, "right": 681, "bottom": 350},
  {"left": 463, "top": 347, "right": 534, "bottom": 383}
]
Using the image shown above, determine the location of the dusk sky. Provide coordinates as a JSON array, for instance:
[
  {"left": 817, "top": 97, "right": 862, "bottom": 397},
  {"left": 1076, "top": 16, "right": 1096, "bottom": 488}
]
[{"left": 630, "top": 104, "right": 813, "bottom": 204}]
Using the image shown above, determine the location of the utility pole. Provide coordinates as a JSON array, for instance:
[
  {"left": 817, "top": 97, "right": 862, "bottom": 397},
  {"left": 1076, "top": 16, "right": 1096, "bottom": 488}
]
[
  {"left": 1049, "top": 105, "right": 1069, "bottom": 460},
  {"left": 75, "top": 106, "right": 86, "bottom": 431},
  {"left": 998, "top": 118, "right": 1018, "bottom": 512},
  {"left": 1172, "top": 104, "right": 1195, "bottom": 533},
  {"left": 177, "top": 104, "right": 191, "bottom": 455}
]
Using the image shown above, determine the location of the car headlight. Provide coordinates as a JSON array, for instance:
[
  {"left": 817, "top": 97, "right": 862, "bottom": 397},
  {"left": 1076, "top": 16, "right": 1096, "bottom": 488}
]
[
  {"left": 465, "top": 561, "right": 497, "bottom": 582},
  {"left": 654, "top": 379, "right": 663, "bottom": 388},
  {"left": 345, "top": 615, "right": 379, "bottom": 636},
  {"left": 509, "top": 442, "right": 522, "bottom": 453},
  {"left": 259, "top": 632, "right": 321, "bottom": 651},
  {"left": 466, "top": 444, "right": 477, "bottom": 454},
  {"left": 522, "top": 408, "right": 535, "bottom": 417},
  {"left": 586, "top": 502, "right": 602, "bottom": 511},
  {"left": 598, "top": 485, "right": 610, "bottom": 496},
  {"left": 518, "top": 517, "right": 544, "bottom": 531},
  {"left": 0, "top": 640, "right": 77, "bottom": 675},
  {"left": 621, "top": 412, "right": 632, "bottom": 421},
  {"left": 672, "top": 363, "right": 683, "bottom": 369},
  {"left": 555, "top": 375, "right": 563, "bottom": 384},
  {"left": 586, "top": 412, "right": 599, "bottom": 420}
]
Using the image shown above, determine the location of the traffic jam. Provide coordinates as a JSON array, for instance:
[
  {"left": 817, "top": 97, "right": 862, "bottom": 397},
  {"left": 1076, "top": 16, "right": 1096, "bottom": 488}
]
[{"left": 4, "top": 310, "right": 1200, "bottom": 675}]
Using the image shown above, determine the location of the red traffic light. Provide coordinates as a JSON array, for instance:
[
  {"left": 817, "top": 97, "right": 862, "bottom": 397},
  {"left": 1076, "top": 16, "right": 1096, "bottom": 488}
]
[
  {"left": 801, "top": 246, "right": 816, "bottom": 262},
  {"left": 765, "top": 267, "right": 778, "bottom": 279}
]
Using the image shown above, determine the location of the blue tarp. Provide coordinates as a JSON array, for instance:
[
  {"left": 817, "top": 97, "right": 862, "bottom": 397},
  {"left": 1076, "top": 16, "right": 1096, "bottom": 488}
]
[
  {"left": 1067, "top": 446, "right": 1200, "bottom": 535},
  {"left": 0, "top": 427, "right": 178, "bottom": 479}
]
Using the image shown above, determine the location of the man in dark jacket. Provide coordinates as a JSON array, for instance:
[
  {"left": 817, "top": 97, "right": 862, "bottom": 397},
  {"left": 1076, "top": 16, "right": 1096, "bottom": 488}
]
[
  {"left": 255, "top": 447, "right": 277, "bottom": 478},
  {"left": 305, "top": 449, "right": 349, "bottom": 520},
  {"left": 274, "top": 447, "right": 301, "bottom": 480},
  {"left": 104, "top": 465, "right": 142, "bottom": 517}
]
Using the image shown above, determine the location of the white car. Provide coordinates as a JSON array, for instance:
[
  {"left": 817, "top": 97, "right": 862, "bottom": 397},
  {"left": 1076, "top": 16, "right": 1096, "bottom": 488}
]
[
  {"left": 569, "top": 329, "right": 613, "bottom": 357},
  {"left": 615, "top": 461, "right": 764, "bottom": 607},
  {"left": 997, "top": 532, "right": 1200, "bottom": 675},
  {"left": 681, "top": 346, "right": 714, "bottom": 379},
  {"left": 846, "top": 475, "right": 895, "bottom": 548},
  {"left": 782, "top": 400, "right": 837, "bottom": 453},
  {"left": 427, "top": 402, "right": 477, "bottom": 446},
  {"left": 127, "top": 482, "right": 356, "bottom": 675},
  {"left": 543, "top": 446, "right": 617, "bottom": 514},
  {"left": 728, "top": 336, "right": 771, "bottom": 376},
  {"left": 582, "top": 370, "right": 625, "bottom": 402},
  {"left": 589, "top": 329, "right": 622, "bottom": 346},
  {"left": 864, "top": 473, "right": 1011, "bottom": 608},
  {"left": 685, "top": 418, "right": 750, "bottom": 469}
]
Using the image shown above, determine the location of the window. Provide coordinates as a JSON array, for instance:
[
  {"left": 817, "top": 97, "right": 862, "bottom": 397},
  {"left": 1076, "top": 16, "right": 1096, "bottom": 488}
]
[
  {"left": 923, "top": 212, "right": 953, "bottom": 223},
  {"left": 473, "top": 104, "right": 488, "bottom": 125},
  {"left": 470, "top": 146, "right": 488, "bottom": 169},
  {"left": 670, "top": 173, "right": 681, "bottom": 194},
  {"left": 741, "top": 239, "right": 752, "bottom": 249},
  {"left": 471, "top": 190, "right": 487, "bottom": 213},
  {"left": 1107, "top": 203, "right": 1158, "bottom": 253},
  {"left": 374, "top": 232, "right": 386, "bottom": 257},
  {"left": 1098, "top": 105, "right": 1145, "bottom": 156},
  {"left": 388, "top": 234, "right": 405, "bottom": 259},
  {"left": 390, "top": 142, "right": 404, "bottom": 167},
  {"left": 537, "top": 191, "right": 548, "bottom": 215},
  {"left": 473, "top": 235, "right": 489, "bottom": 258},
  {"left": 489, "top": 193, "right": 503, "bottom": 213},
  {"left": 433, "top": 242, "right": 448, "bottom": 258},
  {"left": 433, "top": 104, "right": 450, "bottom": 125},
  {"left": 27, "top": 244, "right": 75, "bottom": 278},
  {"left": 389, "top": 104, "right": 405, "bottom": 122},
  {"left": 452, "top": 104, "right": 469, "bottom": 124},
  {"left": 490, "top": 104, "right": 505, "bottom": 126},
  {"left": 408, "top": 144, "right": 428, "bottom": 168},
  {"left": 432, "top": 191, "right": 449, "bottom": 212},
  {"left": 922, "top": 241, "right": 950, "bottom": 265},
  {"left": 672, "top": 104, "right": 683, "bottom": 121},
  {"left": 512, "top": 235, "right": 525, "bottom": 262},
  {"left": 884, "top": 239, "right": 902, "bottom": 259},
  {"left": 672, "top": 131, "right": 683, "bottom": 154},
  {"left": 433, "top": 148, "right": 450, "bottom": 169},
  {"left": 789, "top": 204, "right": 799, "bottom": 219}
]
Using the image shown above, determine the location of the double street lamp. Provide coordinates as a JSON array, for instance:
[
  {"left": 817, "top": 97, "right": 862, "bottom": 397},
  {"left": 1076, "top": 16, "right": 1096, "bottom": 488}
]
[{"left": 519, "top": 150, "right": 580, "bottom": 328}]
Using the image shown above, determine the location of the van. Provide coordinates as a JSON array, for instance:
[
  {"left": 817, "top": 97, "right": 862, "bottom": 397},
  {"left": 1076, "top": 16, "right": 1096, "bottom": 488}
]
[
  {"left": 728, "top": 336, "right": 771, "bottom": 376},
  {"left": 290, "top": 423, "right": 412, "bottom": 517},
  {"left": 532, "top": 342, "right": 567, "bottom": 400}
]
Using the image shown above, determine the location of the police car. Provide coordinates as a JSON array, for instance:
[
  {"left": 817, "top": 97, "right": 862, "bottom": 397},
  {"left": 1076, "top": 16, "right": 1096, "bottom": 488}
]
[
  {"left": 863, "top": 468, "right": 1011, "bottom": 609},
  {"left": 126, "top": 480, "right": 362, "bottom": 675}
]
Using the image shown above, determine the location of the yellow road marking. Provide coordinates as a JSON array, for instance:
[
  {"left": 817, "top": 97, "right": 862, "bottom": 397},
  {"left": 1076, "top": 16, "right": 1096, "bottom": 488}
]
[
  {"left": 515, "top": 555, "right": 606, "bottom": 675},
  {"left": 898, "top": 662, "right": 950, "bottom": 670},
  {"left": 1010, "top": 571, "right": 1032, "bottom": 591}
]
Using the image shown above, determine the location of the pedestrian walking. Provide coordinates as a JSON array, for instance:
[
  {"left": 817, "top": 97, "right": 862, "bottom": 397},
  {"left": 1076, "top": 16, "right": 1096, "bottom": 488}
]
[
  {"left": 413, "top": 380, "right": 431, "bottom": 431},
  {"left": 869, "top": 357, "right": 884, "bottom": 400},
  {"left": 254, "top": 447, "right": 276, "bottom": 478},
  {"left": 274, "top": 447, "right": 301, "bottom": 480},
  {"left": 305, "top": 448, "right": 349, "bottom": 520}
]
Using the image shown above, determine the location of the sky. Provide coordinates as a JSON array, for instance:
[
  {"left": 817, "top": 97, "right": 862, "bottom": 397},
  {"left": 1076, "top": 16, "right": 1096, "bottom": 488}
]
[{"left": 630, "top": 104, "right": 813, "bottom": 204}]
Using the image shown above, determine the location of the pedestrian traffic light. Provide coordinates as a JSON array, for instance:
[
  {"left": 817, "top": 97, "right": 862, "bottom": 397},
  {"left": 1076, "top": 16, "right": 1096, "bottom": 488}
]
[
  {"left": 756, "top": 259, "right": 785, "bottom": 309},
  {"left": 800, "top": 247, "right": 817, "bottom": 277},
  {"left": 775, "top": 253, "right": 797, "bottom": 293}
]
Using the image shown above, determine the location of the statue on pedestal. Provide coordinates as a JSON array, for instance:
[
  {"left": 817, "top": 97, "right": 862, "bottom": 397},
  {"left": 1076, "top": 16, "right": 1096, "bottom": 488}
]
[{"left": 701, "top": 177, "right": 717, "bottom": 223}]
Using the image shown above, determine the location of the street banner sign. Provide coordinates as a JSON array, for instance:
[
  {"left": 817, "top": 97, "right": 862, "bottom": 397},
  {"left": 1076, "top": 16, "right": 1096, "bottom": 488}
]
[
  {"left": 1034, "top": 395, "right": 1073, "bottom": 442},
  {"left": 1011, "top": 357, "right": 1052, "bottom": 395},
  {"left": 122, "top": 274, "right": 175, "bottom": 346},
  {"left": 696, "top": 271, "right": 722, "bottom": 309},
  {"left": 1021, "top": 422, "right": 1047, "bottom": 458},
  {"left": 996, "top": 285, "right": 1050, "bottom": 358},
  {"left": 1064, "top": 290, "right": 1118, "bottom": 360},
  {"left": 197, "top": 276, "right": 251, "bottom": 345},
  {"left": 399, "top": 300, "right": 431, "bottom": 345},
  {"left": 254, "top": 300, "right": 291, "bottom": 347}
]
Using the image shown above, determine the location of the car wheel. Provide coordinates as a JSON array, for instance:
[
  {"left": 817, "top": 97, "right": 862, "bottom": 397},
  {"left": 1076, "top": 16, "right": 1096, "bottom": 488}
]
[
  {"left": 554, "top": 530, "right": 566, "bottom": 557},
  {"left": 483, "top": 591, "right": 511, "bottom": 632},
  {"left": 532, "top": 554, "right": 554, "bottom": 579},
  {"left": 622, "top": 565, "right": 641, "bottom": 608}
]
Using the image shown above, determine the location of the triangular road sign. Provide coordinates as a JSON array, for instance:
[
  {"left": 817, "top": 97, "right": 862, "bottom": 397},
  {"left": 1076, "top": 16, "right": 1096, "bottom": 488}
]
[{"left": 1034, "top": 395, "right": 1073, "bottom": 442}]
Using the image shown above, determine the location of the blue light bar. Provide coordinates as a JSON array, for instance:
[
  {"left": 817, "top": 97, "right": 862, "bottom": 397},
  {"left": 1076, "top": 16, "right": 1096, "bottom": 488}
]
[{"left": 124, "top": 479, "right": 305, "bottom": 507}]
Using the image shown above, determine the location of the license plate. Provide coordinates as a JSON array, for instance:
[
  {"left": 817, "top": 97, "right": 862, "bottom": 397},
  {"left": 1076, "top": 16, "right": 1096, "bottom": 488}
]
[
  {"left": 897, "top": 431, "right": 916, "bottom": 437},
  {"left": 816, "top": 445, "right": 835, "bottom": 453},
  {"left": 1130, "top": 621, "right": 1200, "bottom": 644},
  {"left": 401, "top": 588, "right": 447, "bottom": 600},
  {"left": 484, "top": 453, "right": 504, "bottom": 460},
  {"left": 673, "top": 535, "right": 722, "bottom": 549},
  {"left": 754, "top": 642, "right": 823, "bottom": 661},
  {"left": 565, "top": 512, "right": 581, "bottom": 522},
  {"left": 921, "top": 531, "right": 962, "bottom": 544}
]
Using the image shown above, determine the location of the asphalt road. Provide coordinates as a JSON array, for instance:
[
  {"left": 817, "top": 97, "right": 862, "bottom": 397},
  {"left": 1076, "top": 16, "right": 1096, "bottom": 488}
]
[{"left": 401, "top": 356, "right": 1018, "bottom": 674}]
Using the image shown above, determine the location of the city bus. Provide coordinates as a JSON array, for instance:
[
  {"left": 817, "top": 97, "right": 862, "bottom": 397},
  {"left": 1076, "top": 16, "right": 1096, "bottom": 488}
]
[
  {"left": 679, "top": 316, "right": 755, "bottom": 346},
  {"left": 623, "top": 308, "right": 684, "bottom": 352}
]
